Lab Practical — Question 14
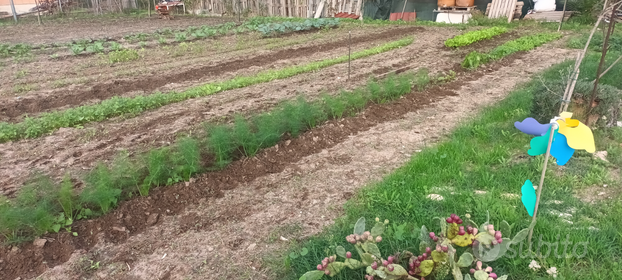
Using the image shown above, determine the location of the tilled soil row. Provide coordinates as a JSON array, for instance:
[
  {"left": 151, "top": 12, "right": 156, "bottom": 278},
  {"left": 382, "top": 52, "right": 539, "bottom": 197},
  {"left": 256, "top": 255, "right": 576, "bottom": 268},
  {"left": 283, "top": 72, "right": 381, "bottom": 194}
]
[
  {"left": 0, "top": 16, "right": 236, "bottom": 45},
  {"left": 0, "top": 44, "right": 574, "bottom": 280},
  {"left": 0, "top": 26, "right": 423, "bottom": 120},
  {"left": 0, "top": 26, "right": 359, "bottom": 115},
  {"left": 0, "top": 27, "right": 457, "bottom": 196}
]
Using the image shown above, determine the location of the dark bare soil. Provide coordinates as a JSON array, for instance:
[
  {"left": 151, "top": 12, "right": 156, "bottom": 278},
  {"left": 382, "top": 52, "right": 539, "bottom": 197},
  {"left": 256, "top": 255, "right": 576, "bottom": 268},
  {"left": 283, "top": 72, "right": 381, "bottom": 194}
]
[
  {"left": 0, "top": 26, "right": 423, "bottom": 120},
  {"left": 0, "top": 15, "right": 235, "bottom": 44},
  {"left": 0, "top": 51, "right": 526, "bottom": 280}
]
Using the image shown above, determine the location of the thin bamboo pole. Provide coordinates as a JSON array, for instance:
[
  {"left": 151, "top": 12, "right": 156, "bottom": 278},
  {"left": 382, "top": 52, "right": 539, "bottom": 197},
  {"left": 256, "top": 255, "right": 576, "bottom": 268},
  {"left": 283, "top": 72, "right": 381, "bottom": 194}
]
[
  {"left": 559, "top": 13, "right": 606, "bottom": 114},
  {"left": 35, "top": 0, "right": 42, "bottom": 24},
  {"left": 593, "top": 54, "right": 622, "bottom": 82},
  {"left": 399, "top": 0, "right": 407, "bottom": 20},
  {"left": 586, "top": 4, "right": 618, "bottom": 122},
  {"left": 558, "top": 0, "right": 568, "bottom": 31},
  {"left": 527, "top": 123, "right": 557, "bottom": 246},
  {"left": 9, "top": 0, "right": 18, "bottom": 22}
]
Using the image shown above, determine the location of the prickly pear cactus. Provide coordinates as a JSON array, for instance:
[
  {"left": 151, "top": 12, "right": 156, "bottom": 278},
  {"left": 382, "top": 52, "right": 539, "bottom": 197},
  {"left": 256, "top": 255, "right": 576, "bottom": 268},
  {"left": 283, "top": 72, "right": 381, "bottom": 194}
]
[{"left": 298, "top": 213, "right": 526, "bottom": 280}]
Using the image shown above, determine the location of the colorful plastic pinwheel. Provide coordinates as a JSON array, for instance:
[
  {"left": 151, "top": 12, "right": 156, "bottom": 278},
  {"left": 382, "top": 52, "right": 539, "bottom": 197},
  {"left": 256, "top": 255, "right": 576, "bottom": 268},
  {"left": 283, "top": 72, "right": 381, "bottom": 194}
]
[
  {"left": 514, "top": 112, "right": 595, "bottom": 166},
  {"left": 514, "top": 112, "right": 595, "bottom": 216}
]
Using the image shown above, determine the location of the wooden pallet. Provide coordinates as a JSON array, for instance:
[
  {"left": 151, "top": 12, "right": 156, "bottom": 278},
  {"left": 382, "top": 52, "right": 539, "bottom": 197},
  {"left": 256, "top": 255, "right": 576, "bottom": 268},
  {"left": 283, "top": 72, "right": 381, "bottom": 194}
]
[
  {"left": 486, "top": 1, "right": 523, "bottom": 19},
  {"left": 523, "top": 11, "right": 574, "bottom": 22},
  {"left": 438, "top": 6, "right": 477, "bottom": 11}
]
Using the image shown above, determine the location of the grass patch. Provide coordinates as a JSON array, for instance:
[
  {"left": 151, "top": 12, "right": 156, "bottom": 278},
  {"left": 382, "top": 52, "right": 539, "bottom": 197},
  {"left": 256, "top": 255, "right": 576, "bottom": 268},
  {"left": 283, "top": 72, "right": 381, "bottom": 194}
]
[
  {"left": 106, "top": 49, "right": 140, "bottom": 63},
  {"left": 0, "top": 36, "right": 414, "bottom": 143},
  {"left": 282, "top": 62, "right": 622, "bottom": 280},
  {"left": 462, "top": 33, "right": 562, "bottom": 69},
  {"left": 13, "top": 84, "right": 37, "bottom": 93}
]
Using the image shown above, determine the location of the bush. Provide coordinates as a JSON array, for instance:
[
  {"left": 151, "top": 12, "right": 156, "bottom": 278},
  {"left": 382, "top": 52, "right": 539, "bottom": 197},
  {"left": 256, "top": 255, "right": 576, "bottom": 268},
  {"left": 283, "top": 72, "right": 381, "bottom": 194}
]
[{"left": 532, "top": 79, "right": 621, "bottom": 127}]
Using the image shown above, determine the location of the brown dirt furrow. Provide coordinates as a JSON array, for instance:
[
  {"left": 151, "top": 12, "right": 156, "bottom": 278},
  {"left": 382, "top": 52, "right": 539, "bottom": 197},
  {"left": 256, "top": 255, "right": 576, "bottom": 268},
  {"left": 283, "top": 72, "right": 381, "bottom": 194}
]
[
  {"left": 1, "top": 45, "right": 575, "bottom": 280},
  {"left": 0, "top": 16, "right": 235, "bottom": 45},
  {"left": 0, "top": 26, "right": 362, "bottom": 114},
  {"left": 0, "top": 26, "right": 422, "bottom": 120},
  {"left": 0, "top": 27, "right": 458, "bottom": 196}
]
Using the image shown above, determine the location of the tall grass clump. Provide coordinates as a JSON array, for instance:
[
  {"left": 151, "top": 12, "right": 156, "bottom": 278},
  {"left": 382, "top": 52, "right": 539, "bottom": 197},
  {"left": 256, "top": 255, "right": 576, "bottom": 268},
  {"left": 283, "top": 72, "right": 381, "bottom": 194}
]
[
  {"left": 81, "top": 163, "right": 122, "bottom": 214},
  {"left": 207, "top": 125, "right": 236, "bottom": 169},
  {"left": 233, "top": 115, "right": 263, "bottom": 157},
  {"left": 142, "top": 149, "right": 174, "bottom": 189},
  {"left": 58, "top": 175, "right": 78, "bottom": 219},
  {"left": 173, "top": 137, "right": 202, "bottom": 181}
]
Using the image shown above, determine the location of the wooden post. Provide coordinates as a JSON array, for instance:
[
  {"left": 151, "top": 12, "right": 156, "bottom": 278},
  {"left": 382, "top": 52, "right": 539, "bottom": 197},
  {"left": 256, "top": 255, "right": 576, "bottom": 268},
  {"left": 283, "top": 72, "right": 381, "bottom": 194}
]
[
  {"left": 399, "top": 0, "right": 407, "bottom": 20},
  {"left": 314, "top": 0, "right": 324, "bottom": 18},
  {"left": 508, "top": 0, "right": 517, "bottom": 23},
  {"left": 9, "top": 0, "right": 18, "bottom": 22},
  {"left": 586, "top": 4, "right": 618, "bottom": 122},
  {"left": 34, "top": 0, "right": 42, "bottom": 24},
  {"left": 348, "top": 31, "right": 351, "bottom": 80},
  {"left": 558, "top": 0, "right": 568, "bottom": 31}
]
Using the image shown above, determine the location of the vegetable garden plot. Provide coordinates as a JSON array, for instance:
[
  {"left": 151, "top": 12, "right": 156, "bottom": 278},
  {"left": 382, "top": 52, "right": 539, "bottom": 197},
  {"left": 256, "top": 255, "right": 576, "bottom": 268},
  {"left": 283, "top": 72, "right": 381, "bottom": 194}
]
[
  {"left": 0, "top": 16, "right": 235, "bottom": 45},
  {"left": 0, "top": 41, "right": 575, "bottom": 280},
  {"left": 0, "top": 27, "right": 460, "bottom": 197},
  {"left": 0, "top": 26, "right": 422, "bottom": 121}
]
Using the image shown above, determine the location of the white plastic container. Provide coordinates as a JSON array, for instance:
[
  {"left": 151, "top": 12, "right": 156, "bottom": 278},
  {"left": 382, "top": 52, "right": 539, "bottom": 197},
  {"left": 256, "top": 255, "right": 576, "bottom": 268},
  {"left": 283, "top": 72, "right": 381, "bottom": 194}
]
[{"left": 533, "top": 0, "right": 556, "bottom": 12}]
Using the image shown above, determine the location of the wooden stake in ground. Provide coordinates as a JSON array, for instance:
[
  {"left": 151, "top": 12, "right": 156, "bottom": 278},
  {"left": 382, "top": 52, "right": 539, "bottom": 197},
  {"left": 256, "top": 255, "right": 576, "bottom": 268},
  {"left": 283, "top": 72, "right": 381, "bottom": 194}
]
[
  {"left": 34, "top": 0, "right": 42, "bottom": 24},
  {"left": 9, "top": 0, "right": 18, "bottom": 22},
  {"left": 348, "top": 31, "right": 351, "bottom": 80},
  {"left": 586, "top": 3, "right": 619, "bottom": 122},
  {"left": 527, "top": 122, "right": 557, "bottom": 246},
  {"left": 558, "top": 0, "right": 568, "bottom": 31},
  {"left": 400, "top": 0, "right": 407, "bottom": 20}
]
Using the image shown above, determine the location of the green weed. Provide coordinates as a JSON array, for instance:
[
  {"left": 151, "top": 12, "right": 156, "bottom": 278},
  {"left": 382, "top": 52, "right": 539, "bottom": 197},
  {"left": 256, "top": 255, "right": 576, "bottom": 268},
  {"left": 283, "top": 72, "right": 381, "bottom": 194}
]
[
  {"left": 13, "top": 84, "right": 37, "bottom": 93},
  {"left": 107, "top": 49, "right": 140, "bottom": 64},
  {"left": 15, "top": 70, "right": 28, "bottom": 79}
]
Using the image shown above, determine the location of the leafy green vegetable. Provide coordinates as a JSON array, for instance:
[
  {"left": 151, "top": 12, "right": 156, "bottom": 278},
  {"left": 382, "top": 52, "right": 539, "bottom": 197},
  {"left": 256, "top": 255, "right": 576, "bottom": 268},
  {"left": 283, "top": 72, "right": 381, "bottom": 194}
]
[{"left": 445, "top": 26, "right": 508, "bottom": 48}]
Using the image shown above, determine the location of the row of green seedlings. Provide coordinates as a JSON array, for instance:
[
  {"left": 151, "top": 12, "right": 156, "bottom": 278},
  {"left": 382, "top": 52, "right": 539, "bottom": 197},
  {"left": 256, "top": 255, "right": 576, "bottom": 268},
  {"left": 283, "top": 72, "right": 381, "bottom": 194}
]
[
  {"left": 66, "top": 22, "right": 239, "bottom": 56},
  {"left": 0, "top": 37, "right": 414, "bottom": 143},
  {"left": 15, "top": 18, "right": 275, "bottom": 59},
  {"left": 257, "top": 18, "right": 340, "bottom": 37},
  {"left": 0, "top": 43, "right": 32, "bottom": 59},
  {"left": 63, "top": 18, "right": 321, "bottom": 57},
  {"left": 444, "top": 26, "right": 508, "bottom": 48},
  {"left": 462, "top": 32, "right": 563, "bottom": 69},
  {"left": 0, "top": 70, "right": 432, "bottom": 244}
]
